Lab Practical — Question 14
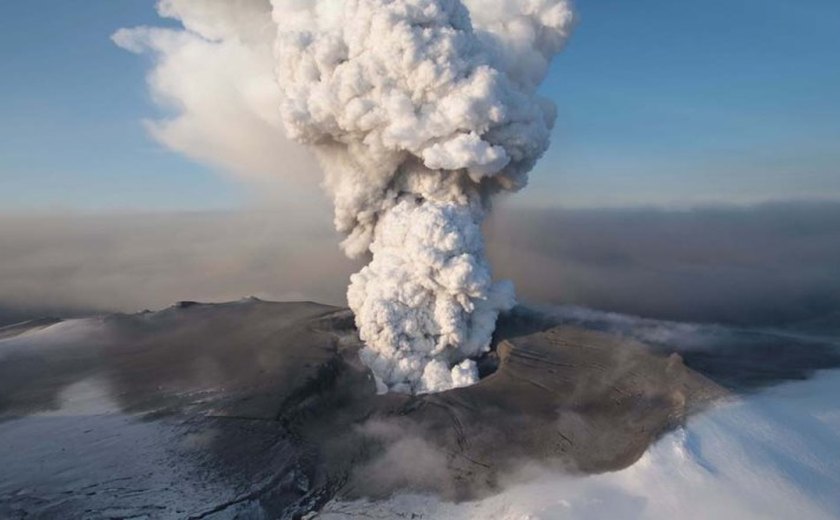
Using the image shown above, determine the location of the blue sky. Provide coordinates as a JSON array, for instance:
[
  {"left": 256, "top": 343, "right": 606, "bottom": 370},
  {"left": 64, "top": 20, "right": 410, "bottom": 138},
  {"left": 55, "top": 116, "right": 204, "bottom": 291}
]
[{"left": 1, "top": 0, "right": 839, "bottom": 211}]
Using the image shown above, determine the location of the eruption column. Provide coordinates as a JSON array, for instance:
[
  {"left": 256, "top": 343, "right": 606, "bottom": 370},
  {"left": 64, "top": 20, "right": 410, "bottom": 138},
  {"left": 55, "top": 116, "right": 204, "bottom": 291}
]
[{"left": 273, "top": 0, "right": 572, "bottom": 393}]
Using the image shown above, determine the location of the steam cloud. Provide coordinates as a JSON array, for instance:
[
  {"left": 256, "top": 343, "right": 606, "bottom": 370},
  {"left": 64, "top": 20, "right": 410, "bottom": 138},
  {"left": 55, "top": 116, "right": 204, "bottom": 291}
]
[{"left": 115, "top": 0, "right": 573, "bottom": 393}]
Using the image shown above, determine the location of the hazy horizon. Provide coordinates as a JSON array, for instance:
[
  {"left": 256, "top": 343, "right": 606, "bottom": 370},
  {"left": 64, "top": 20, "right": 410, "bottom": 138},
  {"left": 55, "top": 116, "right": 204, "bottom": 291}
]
[{"left": 2, "top": 199, "right": 837, "bottom": 333}]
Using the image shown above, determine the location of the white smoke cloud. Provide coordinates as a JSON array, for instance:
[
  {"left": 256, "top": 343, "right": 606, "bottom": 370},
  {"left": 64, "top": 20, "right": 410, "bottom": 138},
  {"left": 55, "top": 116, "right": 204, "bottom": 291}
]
[
  {"left": 115, "top": 0, "right": 573, "bottom": 393},
  {"left": 272, "top": 0, "right": 572, "bottom": 393},
  {"left": 347, "top": 198, "right": 515, "bottom": 393}
]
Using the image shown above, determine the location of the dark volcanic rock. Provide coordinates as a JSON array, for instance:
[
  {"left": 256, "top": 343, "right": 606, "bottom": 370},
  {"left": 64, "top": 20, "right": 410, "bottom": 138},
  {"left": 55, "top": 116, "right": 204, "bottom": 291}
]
[{"left": 0, "top": 300, "right": 725, "bottom": 518}]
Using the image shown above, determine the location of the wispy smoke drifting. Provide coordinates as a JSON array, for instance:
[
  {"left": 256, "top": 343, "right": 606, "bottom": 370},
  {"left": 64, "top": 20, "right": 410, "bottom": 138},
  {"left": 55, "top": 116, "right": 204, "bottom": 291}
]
[{"left": 115, "top": 0, "right": 573, "bottom": 393}]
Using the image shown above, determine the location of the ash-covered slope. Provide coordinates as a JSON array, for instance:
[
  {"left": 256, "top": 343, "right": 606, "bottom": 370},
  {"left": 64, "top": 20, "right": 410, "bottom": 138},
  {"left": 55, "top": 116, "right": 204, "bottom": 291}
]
[{"left": 0, "top": 299, "right": 731, "bottom": 518}]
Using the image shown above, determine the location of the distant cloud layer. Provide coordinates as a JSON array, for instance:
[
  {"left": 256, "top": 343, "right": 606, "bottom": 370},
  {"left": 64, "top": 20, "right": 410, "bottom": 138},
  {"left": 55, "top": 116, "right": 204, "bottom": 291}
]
[
  {"left": 0, "top": 212, "right": 357, "bottom": 324},
  {"left": 1, "top": 202, "right": 838, "bottom": 330},
  {"left": 487, "top": 201, "right": 840, "bottom": 329}
]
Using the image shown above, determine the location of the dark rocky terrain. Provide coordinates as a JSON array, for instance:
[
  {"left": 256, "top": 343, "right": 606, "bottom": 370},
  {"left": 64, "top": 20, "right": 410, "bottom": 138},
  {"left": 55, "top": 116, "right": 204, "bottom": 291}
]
[{"left": 1, "top": 298, "right": 811, "bottom": 519}]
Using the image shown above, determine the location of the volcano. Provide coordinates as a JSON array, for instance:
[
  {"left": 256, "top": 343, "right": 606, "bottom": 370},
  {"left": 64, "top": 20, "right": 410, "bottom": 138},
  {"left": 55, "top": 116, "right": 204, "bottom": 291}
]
[{"left": 0, "top": 299, "right": 736, "bottom": 518}]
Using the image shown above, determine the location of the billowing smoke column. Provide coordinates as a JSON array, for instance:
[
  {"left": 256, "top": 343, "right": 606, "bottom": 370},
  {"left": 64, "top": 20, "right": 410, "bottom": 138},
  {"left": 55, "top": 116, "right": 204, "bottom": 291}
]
[
  {"left": 115, "top": 0, "right": 573, "bottom": 394},
  {"left": 272, "top": 0, "right": 572, "bottom": 393}
]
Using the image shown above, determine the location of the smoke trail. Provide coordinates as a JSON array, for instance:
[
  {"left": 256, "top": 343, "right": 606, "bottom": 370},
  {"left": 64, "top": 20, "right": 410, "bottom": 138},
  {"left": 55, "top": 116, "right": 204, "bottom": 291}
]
[{"left": 115, "top": 0, "right": 573, "bottom": 393}]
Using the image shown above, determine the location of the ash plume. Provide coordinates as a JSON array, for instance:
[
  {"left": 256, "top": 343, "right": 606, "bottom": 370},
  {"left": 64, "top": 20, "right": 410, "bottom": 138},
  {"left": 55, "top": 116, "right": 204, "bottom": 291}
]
[{"left": 115, "top": 0, "right": 574, "bottom": 393}]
